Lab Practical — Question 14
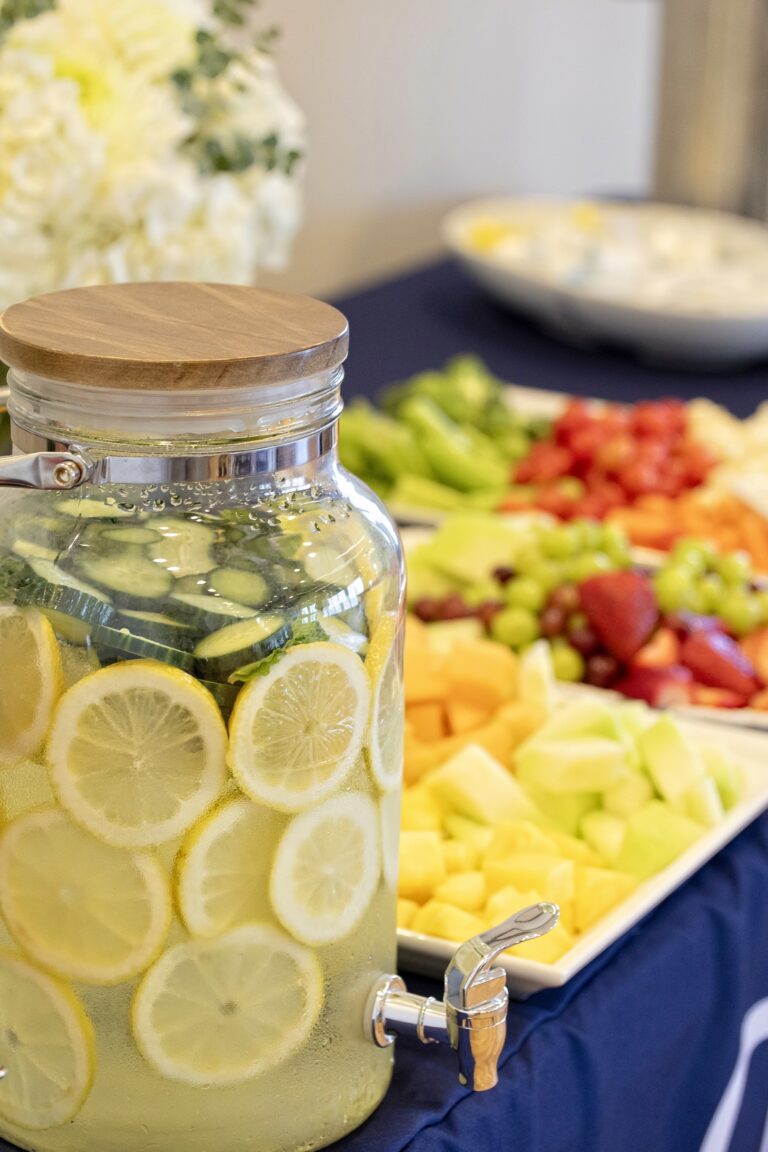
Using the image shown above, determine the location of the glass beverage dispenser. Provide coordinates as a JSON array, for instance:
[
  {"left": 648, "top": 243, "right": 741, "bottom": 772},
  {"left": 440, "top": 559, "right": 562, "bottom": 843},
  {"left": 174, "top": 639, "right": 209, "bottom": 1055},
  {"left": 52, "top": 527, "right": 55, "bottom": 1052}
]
[{"left": 0, "top": 283, "right": 557, "bottom": 1152}]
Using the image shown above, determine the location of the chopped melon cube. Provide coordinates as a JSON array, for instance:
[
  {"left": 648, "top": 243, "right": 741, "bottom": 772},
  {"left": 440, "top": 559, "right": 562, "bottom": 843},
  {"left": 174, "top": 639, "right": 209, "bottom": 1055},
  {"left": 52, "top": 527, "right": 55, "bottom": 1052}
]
[
  {"left": 443, "top": 814, "right": 494, "bottom": 855},
  {"left": 424, "top": 619, "right": 485, "bottom": 652},
  {"left": 685, "top": 776, "right": 725, "bottom": 828},
  {"left": 428, "top": 744, "right": 541, "bottom": 826},
  {"left": 524, "top": 785, "right": 600, "bottom": 835},
  {"left": 580, "top": 810, "right": 626, "bottom": 866},
  {"left": 516, "top": 737, "right": 629, "bottom": 793},
  {"left": 444, "top": 639, "right": 518, "bottom": 709},
  {"left": 444, "top": 699, "right": 492, "bottom": 735},
  {"left": 405, "top": 642, "right": 448, "bottom": 705},
  {"left": 602, "top": 770, "right": 654, "bottom": 819},
  {"left": 701, "top": 744, "right": 744, "bottom": 811},
  {"left": 637, "top": 716, "right": 705, "bottom": 809},
  {"left": 615, "top": 801, "right": 704, "bottom": 879},
  {"left": 406, "top": 701, "right": 447, "bottom": 743}
]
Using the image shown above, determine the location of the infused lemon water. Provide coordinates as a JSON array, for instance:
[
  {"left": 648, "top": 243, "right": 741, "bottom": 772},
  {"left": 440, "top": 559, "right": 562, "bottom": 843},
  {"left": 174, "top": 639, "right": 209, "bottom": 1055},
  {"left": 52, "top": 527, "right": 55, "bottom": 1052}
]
[{"left": 0, "top": 481, "right": 404, "bottom": 1152}]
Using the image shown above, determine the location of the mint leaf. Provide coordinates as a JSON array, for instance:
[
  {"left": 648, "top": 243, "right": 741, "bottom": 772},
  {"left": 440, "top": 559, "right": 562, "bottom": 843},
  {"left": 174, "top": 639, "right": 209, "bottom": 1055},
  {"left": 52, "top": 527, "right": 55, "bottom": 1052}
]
[{"left": 227, "top": 620, "right": 327, "bottom": 683}]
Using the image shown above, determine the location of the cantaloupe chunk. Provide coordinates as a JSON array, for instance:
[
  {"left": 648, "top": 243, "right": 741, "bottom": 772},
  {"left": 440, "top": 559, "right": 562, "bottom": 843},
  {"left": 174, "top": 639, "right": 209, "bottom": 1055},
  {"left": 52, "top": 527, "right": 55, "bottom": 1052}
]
[
  {"left": 434, "top": 870, "right": 487, "bottom": 912},
  {"left": 444, "top": 639, "right": 518, "bottom": 709},
  {"left": 397, "top": 898, "right": 420, "bottom": 929},
  {"left": 411, "top": 900, "right": 485, "bottom": 943},
  {"left": 444, "top": 700, "right": 493, "bottom": 735},
  {"left": 573, "top": 866, "right": 637, "bottom": 933},
  {"left": 401, "top": 787, "right": 442, "bottom": 832},
  {"left": 405, "top": 642, "right": 448, "bottom": 705},
  {"left": 398, "top": 830, "right": 446, "bottom": 902},
  {"left": 406, "top": 701, "right": 447, "bottom": 743}
]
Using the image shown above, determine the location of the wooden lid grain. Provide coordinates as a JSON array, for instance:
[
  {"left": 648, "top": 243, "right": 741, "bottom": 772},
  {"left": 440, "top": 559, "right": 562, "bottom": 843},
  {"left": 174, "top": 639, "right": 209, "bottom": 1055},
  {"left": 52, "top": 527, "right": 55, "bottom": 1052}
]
[{"left": 0, "top": 282, "right": 349, "bottom": 390}]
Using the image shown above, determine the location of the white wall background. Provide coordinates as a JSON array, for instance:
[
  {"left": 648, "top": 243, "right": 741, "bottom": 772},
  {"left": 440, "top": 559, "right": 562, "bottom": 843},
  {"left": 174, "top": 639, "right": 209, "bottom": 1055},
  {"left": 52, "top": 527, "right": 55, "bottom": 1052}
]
[{"left": 259, "top": 0, "right": 661, "bottom": 298}]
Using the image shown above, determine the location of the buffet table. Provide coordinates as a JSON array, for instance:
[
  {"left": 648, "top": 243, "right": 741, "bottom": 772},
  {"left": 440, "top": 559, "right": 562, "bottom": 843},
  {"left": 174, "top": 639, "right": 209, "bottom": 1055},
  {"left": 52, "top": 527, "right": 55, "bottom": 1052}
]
[{"left": 330, "top": 259, "right": 768, "bottom": 1152}]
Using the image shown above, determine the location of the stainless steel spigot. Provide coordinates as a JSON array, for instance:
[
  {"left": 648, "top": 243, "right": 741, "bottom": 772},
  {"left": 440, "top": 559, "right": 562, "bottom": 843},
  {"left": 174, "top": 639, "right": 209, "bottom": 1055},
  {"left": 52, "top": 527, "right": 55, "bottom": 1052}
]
[
  {"left": 368, "top": 902, "right": 559, "bottom": 1091},
  {"left": 0, "top": 450, "right": 93, "bottom": 490}
]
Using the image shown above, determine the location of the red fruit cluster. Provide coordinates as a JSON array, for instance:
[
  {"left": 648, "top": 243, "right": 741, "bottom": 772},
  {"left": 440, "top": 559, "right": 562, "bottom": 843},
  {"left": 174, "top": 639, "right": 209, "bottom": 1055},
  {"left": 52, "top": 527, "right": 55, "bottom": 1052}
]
[{"left": 511, "top": 398, "right": 716, "bottom": 521}]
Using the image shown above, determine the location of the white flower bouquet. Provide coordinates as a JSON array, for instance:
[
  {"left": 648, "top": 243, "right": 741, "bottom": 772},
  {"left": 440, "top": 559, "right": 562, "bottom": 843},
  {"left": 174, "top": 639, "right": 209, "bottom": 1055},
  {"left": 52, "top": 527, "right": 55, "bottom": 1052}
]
[{"left": 0, "top": 0, "right": 305, "bottom": 308}]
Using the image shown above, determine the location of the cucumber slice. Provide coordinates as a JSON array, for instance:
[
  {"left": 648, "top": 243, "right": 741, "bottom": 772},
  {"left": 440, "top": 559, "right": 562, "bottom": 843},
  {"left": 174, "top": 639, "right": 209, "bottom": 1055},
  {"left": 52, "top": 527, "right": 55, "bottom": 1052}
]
[
  {"left": 198, "top": 678, "right": 241, "bottom": 719},
  {"left": 194, "top": 615, "right": 291, "bottom": 679},
  {"left": 12, "top": 539, "right": 59, "bottom": 562},
  {"left": 90, "top": 623, "right": 197, "bottom": 673},
  {"left": 114, "top": 609, "right": 198, "bottom": 651},
  {"left": 40, "top": 609, "right": 93, "bottom": 646},
  {"left": 58, "top": 499, "right": 138, "bottom": 519},
  {"left": 149, "top": 519, "right": 217, "bottom": 577},
  {"left": 99, "top": 526, "right": 163, "bottom": 546},
  {"left": 74, "top": 552, "right": 173, "bottom": 602},
  {"left": 170, "top": 593, "right": 258, "bottom": 622},
  {"left": 207, "top": 567, "right": 271, "bottom": 608},
  {"left": 16, "top": 560, "right": 116, "bottom": 632}
]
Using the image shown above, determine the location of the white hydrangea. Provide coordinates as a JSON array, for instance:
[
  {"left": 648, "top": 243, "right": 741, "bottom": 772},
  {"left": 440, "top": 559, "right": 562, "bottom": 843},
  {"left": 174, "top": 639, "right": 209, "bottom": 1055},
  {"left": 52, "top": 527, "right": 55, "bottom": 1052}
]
[{"left": 0, "top": 0, "right": 305, "bottom": 307}]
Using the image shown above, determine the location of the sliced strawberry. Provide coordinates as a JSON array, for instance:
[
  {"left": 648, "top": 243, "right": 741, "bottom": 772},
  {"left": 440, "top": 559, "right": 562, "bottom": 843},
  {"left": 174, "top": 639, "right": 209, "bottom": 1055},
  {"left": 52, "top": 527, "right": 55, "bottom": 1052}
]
[
  {"left": 579, "top": 571, "right": 659, "bottom": 663},
  {"left": 680, "top": 631, "right": 760, "bottom": 697},
  {"left": 614, "top": 665, "right": 693, "bottom": 708},
  {"left": 689, "top": 684, "right": 749, "bottom": 709},
  {"left": 632, "top": 627, "right": 681, "bottom": 669}
]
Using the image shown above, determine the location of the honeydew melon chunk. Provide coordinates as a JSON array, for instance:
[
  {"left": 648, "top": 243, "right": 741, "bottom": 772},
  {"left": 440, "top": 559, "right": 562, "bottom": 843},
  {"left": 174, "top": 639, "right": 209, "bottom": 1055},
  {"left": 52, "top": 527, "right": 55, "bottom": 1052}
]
[
  {"left": 700, "top": 745, "right": 744, "bottom": 811},
  {"left": 428, "top": 744, "right": 541, "bottom": 826},
  {"left": 434, "top": 870, "right": 487, "bottom": 912},
  {"left": 516, "top": 738, "right": 629, "bottom": 794},
  {"left": 398, "top": 830, "right": 446, "bottom": 902},
  {"left": 614, "top": 700, "right": 654, "bottom": 740},
  {"left": 580, "top": 810, "right": 626, "bottom": 866},
  {"left": 422, "top": 514, "right": 522, "bottom": 585},
  {"left": 518, "top": 640, "right": 556, "bottom": 715},
  {"left": 443, "top": 814, "right": 494, "bottom": 856},
  {"left": 411, "top": 900, "right": 485, "bottom": 943},
  {"left": 519, "top": 698, "right": 621, "bottom": 747},
  {"left": 615, "top": 800, "right": 704, "bottom": 880},
  {"left": 637, "top": 715, "right": 705, "bottom": 810},
  {"left": 424, "top": 618, "right": 485, "bottom": 653},
  {"left": 482, "top": 854, "right": 575, "bottom": 930},
  {"left": 524, "top": 785, "right": 600, "bottom": 836},
  {"left": 574, "top": 866, "right": 638, "bottom": 933},
  {"left": 685, "top": 776, "right": 725, "bottom": 828},
  {"left": 602, "top": 770, "right": 655, "bottom": 819}
]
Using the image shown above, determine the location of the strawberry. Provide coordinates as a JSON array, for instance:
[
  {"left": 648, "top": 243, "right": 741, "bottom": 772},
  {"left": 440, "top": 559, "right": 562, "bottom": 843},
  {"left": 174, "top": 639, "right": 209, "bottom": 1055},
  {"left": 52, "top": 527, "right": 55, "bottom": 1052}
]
[
  {"left": 689, "top": 685, "right": 749, "bottom": 709},
  {"left": 632, "top": 626, "right": 680, "bottom": 669},
  {"left": 579, "top": 571, "right": 659, "bottom": 663},
  {"left": 680, "top": 630, "right": 760, "bottom": 697},
  {"left": 614, "top": 666, "right": 693, "bottom": 708}
]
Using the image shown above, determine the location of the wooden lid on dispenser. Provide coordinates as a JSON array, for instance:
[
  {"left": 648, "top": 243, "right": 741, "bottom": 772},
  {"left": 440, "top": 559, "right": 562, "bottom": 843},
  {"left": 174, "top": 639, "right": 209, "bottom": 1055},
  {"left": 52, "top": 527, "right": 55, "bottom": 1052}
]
[{"left": 0, "top": 282, "right": 349, "bottom": 391}]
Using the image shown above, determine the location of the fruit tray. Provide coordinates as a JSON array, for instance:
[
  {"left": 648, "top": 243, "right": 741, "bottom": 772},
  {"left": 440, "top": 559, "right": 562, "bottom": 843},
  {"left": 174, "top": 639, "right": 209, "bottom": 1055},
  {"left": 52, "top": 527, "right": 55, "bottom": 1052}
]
[{"left": 397, "top": 715, "right": 768, "bottom": 998}]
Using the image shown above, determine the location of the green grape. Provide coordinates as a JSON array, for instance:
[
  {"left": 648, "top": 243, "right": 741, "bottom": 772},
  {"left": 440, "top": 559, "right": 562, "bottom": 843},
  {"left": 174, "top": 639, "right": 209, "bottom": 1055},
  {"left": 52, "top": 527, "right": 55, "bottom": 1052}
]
[
  {"left": 671, "top": 538, "right": 717, "bottom": 575},
  {"left": 504, "top": 576, "right": 547, "bottom": 613},
  {"left": 569, "top": 552, "right": 615, "bottom": 583},
  {"left": 572, "top": 519, "right": 603, "bottom": 551},
  {"left": 550, "top": 640, "right": 586, "bottom": 682},
  {"left": 715, "top": 550, "right": 753, "bottom": 586},
  {"left": 599, "top": 523, "right": 631, "bottom": 566},
  {"left": 541, "top": 524, "right": 580, "bottom": 560},
  {"left": 758, "top": 589, "right": 768, "bottom": 625},
  {"left": 464, "top": 579, "right": 503, "bottom": 608},
  {"left": 524, "top": 561, "right": 565, "bottom": 595},
  {"left": 698, "top": 573, "right": 725, "bottom": 614},
  {"left": 718, "top": 589, "right": 763, "bottom": 637},
  {"left": 653, "top": 566, "right": 698, "bottom": 614},
  {"left": 490, "top": 606, "right": 540, "bottom": 649},
  {"left": 513, "top": 545, "right": 544, "bottom": 575}
]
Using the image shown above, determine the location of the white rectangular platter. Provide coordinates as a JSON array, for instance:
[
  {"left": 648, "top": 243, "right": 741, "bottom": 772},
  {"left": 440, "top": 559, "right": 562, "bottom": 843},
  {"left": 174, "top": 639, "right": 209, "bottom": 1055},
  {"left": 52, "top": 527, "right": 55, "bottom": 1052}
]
[{"left": 397, "top": 716, "right": 768, "bottom": 1000}]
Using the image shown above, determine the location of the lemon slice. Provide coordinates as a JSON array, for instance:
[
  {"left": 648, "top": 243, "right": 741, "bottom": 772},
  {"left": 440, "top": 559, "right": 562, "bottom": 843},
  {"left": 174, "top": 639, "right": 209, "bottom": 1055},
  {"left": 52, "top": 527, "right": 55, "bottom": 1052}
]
[
  {"left": 228, "top": 642, "right": 370, "bottom": 812},
  {"left": 379, "top": 790, "right": 401, "bottom": 891},
  {"left": 0, "top": 606, "right": 62, "bottom": 763},
  {"left": 133, "top": 923, "right": 322, "bottom": 1087},
  {"left": 0, "top": 808, "right": 171, "bottom": 985},
  {"left": 176, "top": 795, "right": 284, "bottom": 937},
  {"left": 270, "top": 793, "right": 380, "bottom": 945},
  {"left": 47, "top": 660, "right": 227, "bottom": 848},
  {"left": 365, "top": 619, "right": 404, "bottom": 794},
  {"left": 0, "top": 953, "right": 94, "bottom": 1130}
]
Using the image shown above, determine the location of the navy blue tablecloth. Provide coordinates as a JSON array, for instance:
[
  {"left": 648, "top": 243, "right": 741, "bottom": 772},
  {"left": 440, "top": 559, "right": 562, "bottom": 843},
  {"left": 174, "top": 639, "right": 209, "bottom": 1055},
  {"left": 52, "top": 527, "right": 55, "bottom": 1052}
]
[
  {"left": 328, "top": 260, "right": 768, "bottom": 1152},
  {"left": 334, "top": 257, "right": 768, "bottom": 417}
]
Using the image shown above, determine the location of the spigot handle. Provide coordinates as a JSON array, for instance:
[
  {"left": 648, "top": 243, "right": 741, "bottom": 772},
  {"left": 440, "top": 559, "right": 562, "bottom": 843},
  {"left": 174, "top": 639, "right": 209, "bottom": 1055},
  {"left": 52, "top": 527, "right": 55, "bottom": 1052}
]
[
  {"left": 0, "top": 450, "right": 92, "bottom": 490},
  {"left": 368, "top": 902, "right": 560, "bottom": 1094}
]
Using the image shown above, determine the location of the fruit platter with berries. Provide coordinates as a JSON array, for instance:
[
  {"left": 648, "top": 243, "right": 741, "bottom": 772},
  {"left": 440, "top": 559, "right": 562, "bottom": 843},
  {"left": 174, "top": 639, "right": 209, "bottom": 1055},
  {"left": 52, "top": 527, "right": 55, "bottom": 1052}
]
[
  {"left": 406, "top": 513, "right": 768, "bottom": 720},
  {"left": 340, "top": 355, "right": 768, "bottom": 573}
]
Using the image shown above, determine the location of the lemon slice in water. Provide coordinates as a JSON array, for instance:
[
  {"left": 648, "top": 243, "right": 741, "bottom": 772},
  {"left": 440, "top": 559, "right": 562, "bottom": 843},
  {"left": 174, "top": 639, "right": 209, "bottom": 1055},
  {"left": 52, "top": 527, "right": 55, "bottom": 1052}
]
[
  {"left": 270, "top": 792, "right": 380, "bottom": 946},
  {"left": 176, "top": 795, "right": 284, "bottom": 938},
  {"left": 228, "top": 642, "right": 370, "bottom": 812},
  {"left": 365, "top": 617, "right": 404, "bottom": 794},
  {"left": 0, "top": 953, "right": 94, "bottom": 1130},
  {"left": 47, "top": 660, "right": 227, "bottom": 848},
  {"left": 132, "top": 924, "right": 322, "bottom": 1087},
  {"left": 0, "top": 808, "right": 171, "bottom": 985},
  {"left": 0, "top": 606, "right": 62, "bottom": 762}
]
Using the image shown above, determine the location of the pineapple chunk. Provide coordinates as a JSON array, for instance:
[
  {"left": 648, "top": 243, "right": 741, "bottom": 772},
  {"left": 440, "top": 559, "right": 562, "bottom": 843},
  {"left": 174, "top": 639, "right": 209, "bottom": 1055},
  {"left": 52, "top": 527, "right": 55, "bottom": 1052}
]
[
  {"left": 573, "top": 866, "right": 637, "bottom": 933},
  {"left": 411, "top": 900, "right": 485, "bottom": 943},
  {"left": 483, "top": 853, "right": 575, "bottom": 930},
  {"left": 442, "top": 839, "right": 477, "bottom": 872},
  {"left": 397, "top": 898, "right": 420, "bottom": 929},
  {"left": 443, "top": 813, "right": 494, "bottom": 856},
  {"left": 507, "top": 920, "right": 574, "bottom": 964},
  {"left": 401, "top": 786, "right": 443, "bottom": 832},
  {"left": 482, "top": 820, "right": 557, "bottom": 862},
  {"left": 434, "top": 870, "right": 487, "bottom": 912},
  {"left": 398, "top": 830, "right": 446, "bottom": 902}
]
